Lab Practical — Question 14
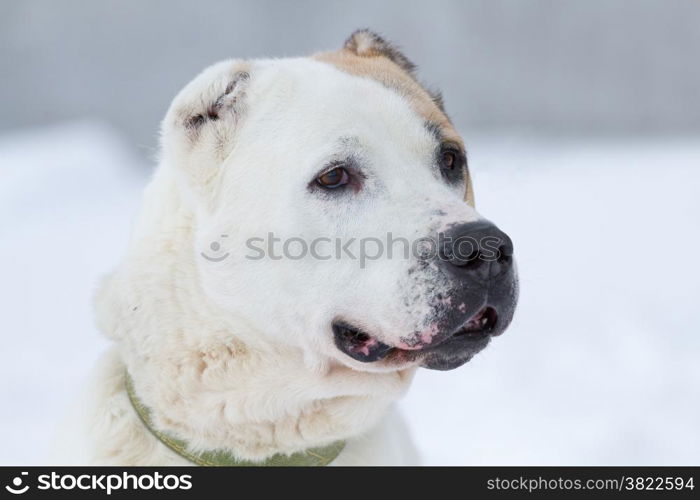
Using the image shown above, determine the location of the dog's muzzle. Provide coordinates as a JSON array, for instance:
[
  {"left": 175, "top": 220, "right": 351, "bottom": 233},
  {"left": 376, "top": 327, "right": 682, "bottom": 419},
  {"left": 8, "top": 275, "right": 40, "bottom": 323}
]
[{"left": 333, "top": 220, "right": 518, "bottom": 370}]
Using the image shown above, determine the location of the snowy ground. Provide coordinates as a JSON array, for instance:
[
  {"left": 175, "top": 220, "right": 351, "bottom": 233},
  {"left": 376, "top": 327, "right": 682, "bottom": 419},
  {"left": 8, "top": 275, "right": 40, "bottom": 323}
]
[{"left": 1, "top": 123, "right": 698, "bottom": 465}]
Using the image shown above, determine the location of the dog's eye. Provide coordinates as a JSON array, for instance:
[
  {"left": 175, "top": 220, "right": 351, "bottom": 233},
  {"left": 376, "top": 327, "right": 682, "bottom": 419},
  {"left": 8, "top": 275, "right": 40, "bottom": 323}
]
[
  {"left": 438, "top": 145, "right": 465, "bottom": 184},
  {"left": 440, "top": 150, "right": 457, "bottom": 171},
  {"left": 316, "top": 166, "right": 349, "bottom": 189}
]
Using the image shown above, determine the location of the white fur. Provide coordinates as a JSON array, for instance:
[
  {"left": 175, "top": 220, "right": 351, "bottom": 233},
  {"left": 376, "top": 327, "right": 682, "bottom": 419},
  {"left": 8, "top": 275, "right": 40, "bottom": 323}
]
[{"left": 54, "top": 56, "right": 480, "bottom": 465}]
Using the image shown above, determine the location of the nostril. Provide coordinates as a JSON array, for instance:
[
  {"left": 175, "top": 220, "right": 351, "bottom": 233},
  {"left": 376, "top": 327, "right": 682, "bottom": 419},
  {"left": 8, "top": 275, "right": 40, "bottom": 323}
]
[
  {"left": 439, "top": 221, "right": 514, "bottom": 275},
  {"left": 448, "top": 248, "right": 486, "bottom": 269},
  {"left": 462, "top": 248, "right": 481, "bottom": 268}
]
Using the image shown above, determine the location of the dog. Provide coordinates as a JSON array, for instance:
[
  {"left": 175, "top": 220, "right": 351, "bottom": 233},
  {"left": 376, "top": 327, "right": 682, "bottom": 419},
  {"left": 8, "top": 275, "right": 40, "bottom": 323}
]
[{"left": 55, "top": 30, "right": 518, "bottom": 465}]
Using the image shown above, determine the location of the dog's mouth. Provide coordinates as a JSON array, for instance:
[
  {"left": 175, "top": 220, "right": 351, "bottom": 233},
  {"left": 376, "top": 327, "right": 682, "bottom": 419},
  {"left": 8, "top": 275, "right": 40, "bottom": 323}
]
[
  {"left": 332, "top": 322, "right": 394, "bottom": 362},
  {"left": 332, "top": 306, "right": 500, "bottom": 368},
  {"left": 452, "top": 306, "right": 498, "bottom": 338}
]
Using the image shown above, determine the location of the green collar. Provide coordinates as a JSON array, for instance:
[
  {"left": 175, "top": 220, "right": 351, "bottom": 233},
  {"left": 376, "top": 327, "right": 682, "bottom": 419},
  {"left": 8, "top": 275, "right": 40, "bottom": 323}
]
[{"left": 125, "top": 373, "right": 345, "bottom": 466}]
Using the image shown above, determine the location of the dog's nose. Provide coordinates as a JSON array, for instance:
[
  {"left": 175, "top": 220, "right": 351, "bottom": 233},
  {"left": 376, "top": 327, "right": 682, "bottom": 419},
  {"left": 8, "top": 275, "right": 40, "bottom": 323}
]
[{"left": 440, "top": 221, "right": 514, "bottom": 281}]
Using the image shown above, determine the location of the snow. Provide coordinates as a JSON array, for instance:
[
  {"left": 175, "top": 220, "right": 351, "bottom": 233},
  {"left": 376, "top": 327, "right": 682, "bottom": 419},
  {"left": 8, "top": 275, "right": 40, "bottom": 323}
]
[
  {"left": 0, "top": 122, "right": 146, "bottom": 464},
  {"left": 1, "top": 123, "right": 698, "bottom": 465}
]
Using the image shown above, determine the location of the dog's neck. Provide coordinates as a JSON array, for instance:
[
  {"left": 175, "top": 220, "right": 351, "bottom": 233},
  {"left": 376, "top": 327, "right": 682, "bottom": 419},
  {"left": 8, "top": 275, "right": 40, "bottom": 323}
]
[{"left": 95, "top": 166, "right": 413, "bottom": 461}]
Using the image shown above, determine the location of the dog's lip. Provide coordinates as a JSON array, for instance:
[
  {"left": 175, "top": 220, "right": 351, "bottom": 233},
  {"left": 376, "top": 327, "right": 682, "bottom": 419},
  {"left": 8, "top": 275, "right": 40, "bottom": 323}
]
[
  {"left": 332, "top": 306, "right": 499, "bottom": 364},
  {"left": 332, "top": 321, "right": 395, "bottom": 363}
]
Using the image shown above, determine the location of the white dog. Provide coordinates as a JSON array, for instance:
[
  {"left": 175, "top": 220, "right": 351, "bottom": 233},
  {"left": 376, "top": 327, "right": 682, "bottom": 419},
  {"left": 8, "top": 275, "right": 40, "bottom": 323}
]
[{"left": 56, "top": 30, "right": 518, "bottom": 466}]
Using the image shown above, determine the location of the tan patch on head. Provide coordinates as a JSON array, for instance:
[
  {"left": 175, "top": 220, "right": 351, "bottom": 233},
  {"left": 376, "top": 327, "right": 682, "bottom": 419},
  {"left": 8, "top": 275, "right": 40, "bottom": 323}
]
[
  {"left": 343, "top": 29, "right": 418, "bottom": 76},
  {"left": 313, "top": 30, "right": 474, "bottom": 206}
]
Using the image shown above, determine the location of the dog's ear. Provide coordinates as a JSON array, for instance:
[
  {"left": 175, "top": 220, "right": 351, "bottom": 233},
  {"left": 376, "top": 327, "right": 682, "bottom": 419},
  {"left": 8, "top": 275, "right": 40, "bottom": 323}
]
[
  {"left": 178, "top": 70, "right": 249, "bottom": 142},
  {"left": 160, "top": 61, "right": 251, "bottom": 204},
  {"left": 343, "top": 29, "right": 417, "bottom": 76},
  {"left": 341, "top": 29, "right": 446, "bottom": 113}
]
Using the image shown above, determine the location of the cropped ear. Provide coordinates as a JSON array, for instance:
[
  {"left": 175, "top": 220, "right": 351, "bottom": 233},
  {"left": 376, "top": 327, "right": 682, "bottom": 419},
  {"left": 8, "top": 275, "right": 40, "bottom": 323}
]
[
  {"left": 179, "top": 70, "right": 250, "bottom": 142},
  {"left": 160, "top": 60, "right": 251, "bottom": 202},
  {"left": 343, "top": 29, "right": 416, "bottom": 76},
  {"left": 341, "top": 29, "right": 446, "bottom": 113}
]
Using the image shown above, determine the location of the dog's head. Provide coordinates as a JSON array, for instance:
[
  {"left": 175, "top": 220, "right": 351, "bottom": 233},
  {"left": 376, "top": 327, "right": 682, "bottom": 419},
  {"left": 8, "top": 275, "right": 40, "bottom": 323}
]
[{"left": 160, "top": 30, "right": 518, "bottom": 373}]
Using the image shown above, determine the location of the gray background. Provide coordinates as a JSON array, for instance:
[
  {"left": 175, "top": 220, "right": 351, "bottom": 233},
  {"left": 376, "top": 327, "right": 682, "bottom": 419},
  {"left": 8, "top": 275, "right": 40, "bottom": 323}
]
[{"left": 1, "top": 0, "right": 699, "bottom": 156}]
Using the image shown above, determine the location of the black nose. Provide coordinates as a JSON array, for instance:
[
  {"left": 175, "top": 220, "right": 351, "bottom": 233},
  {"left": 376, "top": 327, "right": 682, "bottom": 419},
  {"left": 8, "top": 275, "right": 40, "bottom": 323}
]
[{"left": 439, "top": 220, "right": 514, "bottom": 281}]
